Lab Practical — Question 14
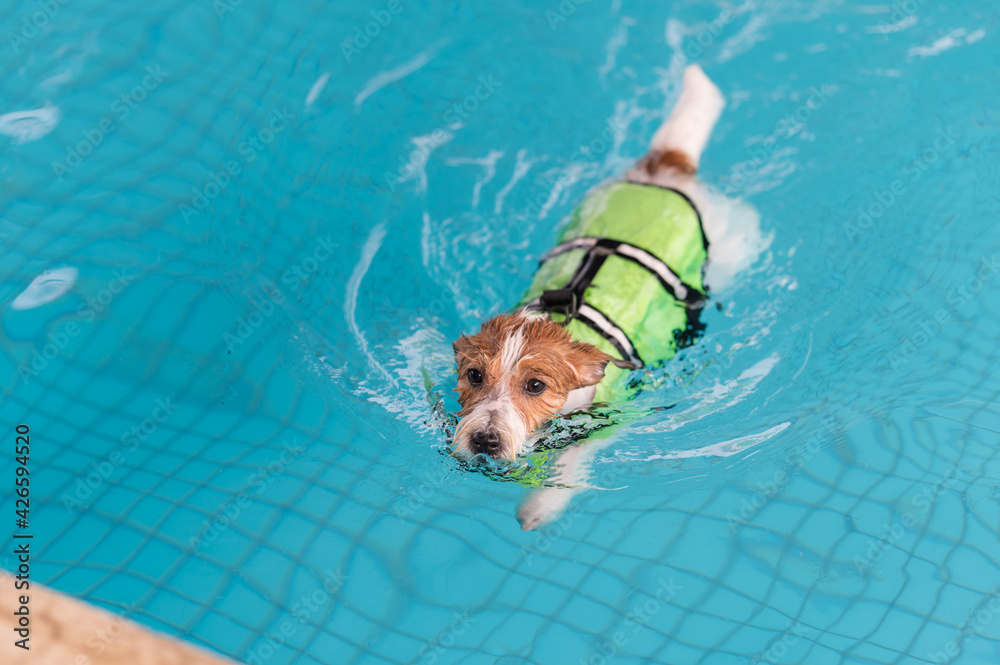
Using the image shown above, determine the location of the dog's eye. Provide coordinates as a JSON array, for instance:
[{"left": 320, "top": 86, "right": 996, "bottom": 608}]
[
  {"left": 524, "top": 379, "right": 546, "bottom": 395},
  {"left": 466, "top": 368, "right": 483, "bottom": 385}
]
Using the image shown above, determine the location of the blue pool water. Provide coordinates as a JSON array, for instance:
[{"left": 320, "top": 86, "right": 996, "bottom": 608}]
[{"left": 2, "top": 1, "right": 1000, "bottom": 663}]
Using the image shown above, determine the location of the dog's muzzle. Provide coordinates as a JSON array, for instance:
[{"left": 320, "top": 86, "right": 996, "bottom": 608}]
[{"left": 470, "top": 429, "right": 502, "bottom": 458}]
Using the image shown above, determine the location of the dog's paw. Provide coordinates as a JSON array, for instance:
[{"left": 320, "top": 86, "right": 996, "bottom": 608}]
[{"left": 516, "top": 487, "right": 580, "bottom": 531}]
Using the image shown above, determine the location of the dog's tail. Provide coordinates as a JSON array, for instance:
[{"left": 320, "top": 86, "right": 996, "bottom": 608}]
[{"left": 637, "top": 65, "right": 725, "bottom": 177}]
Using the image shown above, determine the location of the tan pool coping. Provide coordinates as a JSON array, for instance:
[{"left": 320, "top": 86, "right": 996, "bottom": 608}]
[{"left": 1, "top": 571, "right": 242, "bottom": 665}]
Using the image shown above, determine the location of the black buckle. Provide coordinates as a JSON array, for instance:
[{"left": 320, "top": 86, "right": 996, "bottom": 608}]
[{"left": 539, "top": 289, "right": 579, "bottom": 325}]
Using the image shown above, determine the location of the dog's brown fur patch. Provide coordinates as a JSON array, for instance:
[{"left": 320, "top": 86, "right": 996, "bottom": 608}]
[{"left": 639, "top": 149, "right": 698, "bottom": 176}]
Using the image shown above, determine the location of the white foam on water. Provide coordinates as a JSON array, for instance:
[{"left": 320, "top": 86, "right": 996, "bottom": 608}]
[
  {"left": 0, "top": 105, "right": 60, "bottom": 144},
  {"left": 445, "top": 150, "right": 504, "bottom": 208},
  {"left": 305, "top": 72, "right": 331, "bottom": 107},
  {"left": 622, "top": 422, "right": 791, "bottom": 462},
  {"left": 354, "top": 38, "right": 450, "bottom": 109},
  {"left": 344, "top": 222, "right": 393, "bottom": 384},
  {"left": 908, "top": 28, "right": 983, "bottom": 58},
  {"left": 637, "top": 353, "right": 783, "bottom": 435},
  {"left": 11, "top": 267, "right": 78, "bottom": 310}
]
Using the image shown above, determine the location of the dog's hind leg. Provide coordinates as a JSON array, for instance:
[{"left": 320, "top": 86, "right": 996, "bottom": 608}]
[
  {"left": 629, "top": 65, "right": 726, "bottom": 182},
  {"left": 627, "top": 65, "right": 768, "bottom": 293}
]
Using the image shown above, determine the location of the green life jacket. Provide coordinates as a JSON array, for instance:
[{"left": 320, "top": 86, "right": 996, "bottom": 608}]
[{"left": 518, "top": 181, "right": 709, "bottom": 403}]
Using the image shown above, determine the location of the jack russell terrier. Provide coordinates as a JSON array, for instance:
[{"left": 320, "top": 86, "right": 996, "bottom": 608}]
[{"left": 450, "top": 65, "right": 766, "bottom": 530}]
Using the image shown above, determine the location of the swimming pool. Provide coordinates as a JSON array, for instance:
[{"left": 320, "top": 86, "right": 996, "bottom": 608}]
[{"left": 2, "top": 0, "right": 999, "bottom": 663}]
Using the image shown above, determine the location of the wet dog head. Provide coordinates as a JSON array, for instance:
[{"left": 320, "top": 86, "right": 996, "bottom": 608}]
[{"left": 451, "top": 313, "right": 627, "bottom": 460}]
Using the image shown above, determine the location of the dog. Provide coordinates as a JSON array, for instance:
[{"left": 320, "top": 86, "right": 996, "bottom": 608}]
[{"left": 450, "top": 65, "right": 766, "bottom": 530}]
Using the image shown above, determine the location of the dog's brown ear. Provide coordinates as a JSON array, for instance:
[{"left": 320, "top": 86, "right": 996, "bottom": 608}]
[
  {"left": 452, "top": 335, "right": 473, "bottom": 359},
  {"left": 567, "top": 342, "right": 632, "bottom": 387}
]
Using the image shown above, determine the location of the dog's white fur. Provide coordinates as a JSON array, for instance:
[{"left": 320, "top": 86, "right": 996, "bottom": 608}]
[
  {"left": 629, "top": 66, "right": 768, "bottom": 294},
  {"left": 515, "top": 65, "right": 768, "bottom": 530},
  {"left": 649, "top": 65, "right": 726, "bottom": 173}
]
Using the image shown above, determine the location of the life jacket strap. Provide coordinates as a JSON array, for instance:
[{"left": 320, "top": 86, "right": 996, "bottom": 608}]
[
  {"left": 576, "top": 303, "right": 643, "bottom": 369},
  {"left": 522, "top": 294, "right": 644, "bottom": 369},
  {"left": 523, "top": 237, "right": 649, "bottom": 368},
  {"left": 541, "top": 236, "right": 706, "bottom": 307}
]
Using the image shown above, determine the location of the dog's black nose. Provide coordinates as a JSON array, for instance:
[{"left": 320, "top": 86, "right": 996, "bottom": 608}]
[{"left": 471, "top": 430, "right": 501, "bottom": 456}]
